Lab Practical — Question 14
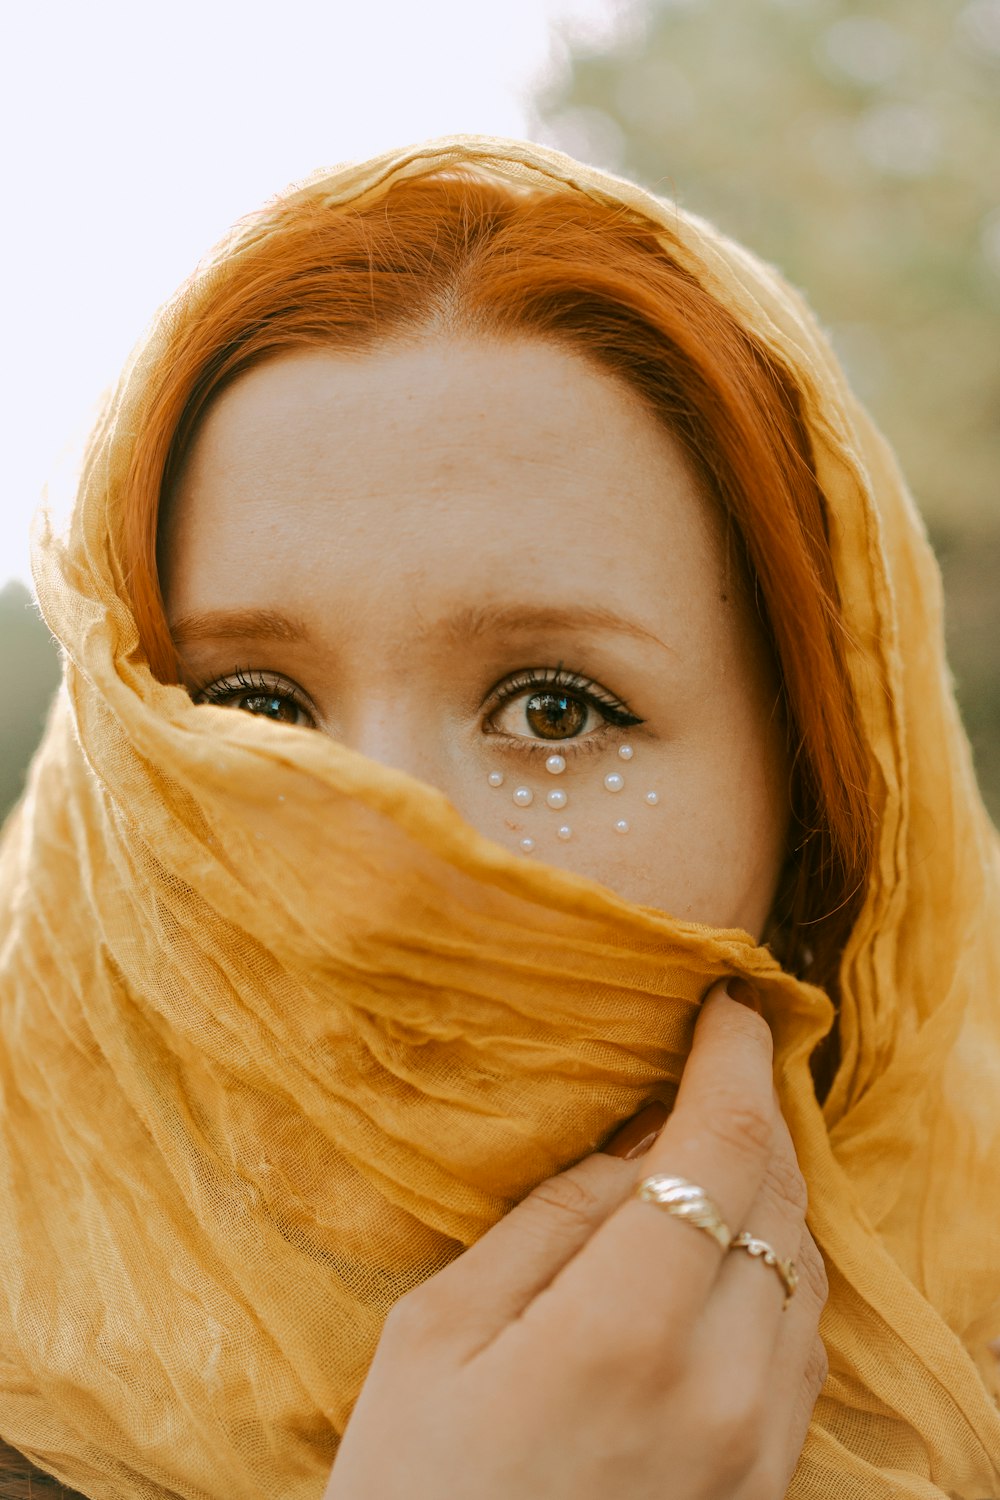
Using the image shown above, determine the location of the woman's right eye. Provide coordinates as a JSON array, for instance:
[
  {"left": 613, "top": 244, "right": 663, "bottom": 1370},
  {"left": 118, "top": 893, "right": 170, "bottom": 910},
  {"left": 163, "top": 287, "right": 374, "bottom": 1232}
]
[{"left": 195, "top": 670, "right": 316, "bottom": 729}]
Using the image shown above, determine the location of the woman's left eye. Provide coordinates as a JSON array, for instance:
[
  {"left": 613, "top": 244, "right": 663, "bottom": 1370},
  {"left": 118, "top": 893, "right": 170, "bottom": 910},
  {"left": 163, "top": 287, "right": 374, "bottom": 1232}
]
[
  {"left": 195, "top": 670, "right": 315, "bottom": 729},
  {"left": 486, "top": 668, "right": 642, "bottom": 745}
]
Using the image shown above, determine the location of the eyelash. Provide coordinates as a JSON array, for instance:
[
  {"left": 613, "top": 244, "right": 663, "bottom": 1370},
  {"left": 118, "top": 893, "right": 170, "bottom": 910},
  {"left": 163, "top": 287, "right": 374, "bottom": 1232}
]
[
  {"left": 484, "top": 665, "right": 642, "bottom": 756},
  {"left": 194, "top": 663, "right": 643, "bottom": 754},
  {"left": 195, "top": 667, "right": 314, "bottom": 721}
]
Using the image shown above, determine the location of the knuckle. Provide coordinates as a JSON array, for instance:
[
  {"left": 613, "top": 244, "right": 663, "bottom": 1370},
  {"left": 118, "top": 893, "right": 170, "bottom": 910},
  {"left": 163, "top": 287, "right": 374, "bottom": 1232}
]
[
  {"left": 382, "top": 1285, "right": 444, "bottom": 1348},
  {"left": 723, "top": 1001, "right": 775, "bottom": 1064},
  {"left": 620, "top": 1317, "right": 688, "bottom": 1380},
  {"left": 710, "top": 1397, "right": 763, "bottom": 1480},
  {"left": 679, "top": 1372, "right": 769, "bottom": 1476},
  {"left": 762, "top": 1147, "right": 809, "bottom": 1219},
  {"left": 576, "top": 1313, "right": 675, "bottom": 1387},
  {"left": 526, "top": 1166, "right": 607, "bottom": 1232},
  {"left": 801, "top": 1336, "right": 830, "bottom": 1412},
  {"left": 797, "top": 1233, "right": 830, "bottom": 1310},
  {"left": 702, "top": 1093, "right": 774, "bottom": 1165}
]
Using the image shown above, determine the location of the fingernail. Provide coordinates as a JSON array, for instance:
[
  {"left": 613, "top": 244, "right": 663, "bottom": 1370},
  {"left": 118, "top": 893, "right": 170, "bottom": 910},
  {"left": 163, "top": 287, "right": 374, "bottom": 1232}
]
[
  {"left": 601, "top": 1100, "right": 669, "bottom": 1159},
  {"left": 988, "top": 1337, "right": 1000, "bottom": 1361},
  {"left": 726, "top": 977, "right": 762, "bottom": 1014}
]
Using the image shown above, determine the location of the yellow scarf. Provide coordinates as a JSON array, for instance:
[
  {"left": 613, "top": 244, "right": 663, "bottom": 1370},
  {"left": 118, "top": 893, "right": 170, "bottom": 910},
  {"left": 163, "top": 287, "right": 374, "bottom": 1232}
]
[{"left": 1, "top": 137, "right": 998, "bottom": 1499}]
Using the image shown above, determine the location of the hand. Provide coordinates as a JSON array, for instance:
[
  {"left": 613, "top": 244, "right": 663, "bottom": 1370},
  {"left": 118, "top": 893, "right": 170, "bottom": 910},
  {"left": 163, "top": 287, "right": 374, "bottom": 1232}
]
[{"left": 325, "top": 980, "right": 828, "bottom": 1500}]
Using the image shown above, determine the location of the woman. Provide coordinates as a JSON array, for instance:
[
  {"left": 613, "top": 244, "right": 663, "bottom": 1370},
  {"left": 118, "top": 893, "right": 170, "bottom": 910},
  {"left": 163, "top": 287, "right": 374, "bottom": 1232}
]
[{"left": 0, "top": 136, "right": 997, "bottom": 1498}]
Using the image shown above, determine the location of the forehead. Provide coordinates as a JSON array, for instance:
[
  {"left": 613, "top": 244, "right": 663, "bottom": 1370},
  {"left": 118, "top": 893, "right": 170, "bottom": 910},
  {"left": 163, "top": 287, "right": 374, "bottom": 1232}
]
[{"left": 161, "top": 338, "right": 724, "bottom": 635}]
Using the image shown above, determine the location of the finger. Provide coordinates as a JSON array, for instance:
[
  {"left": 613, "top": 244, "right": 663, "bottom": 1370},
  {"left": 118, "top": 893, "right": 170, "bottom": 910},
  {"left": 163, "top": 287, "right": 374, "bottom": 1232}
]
[
  {"left": 388, "top": 1110, "right": 666, "bottom": 1360},
  {"left": 546, "top": 980, "right": 776, "bottom": 1353},
  {"left": 702, "top": 1100, "right": 809, "bottom": 1367},
  {"left": 757, "top": 1228, "right": 829, "bottom": 1491},
  {"left": 679, "top": 1233, "right": 826, "bottom": 1500}
]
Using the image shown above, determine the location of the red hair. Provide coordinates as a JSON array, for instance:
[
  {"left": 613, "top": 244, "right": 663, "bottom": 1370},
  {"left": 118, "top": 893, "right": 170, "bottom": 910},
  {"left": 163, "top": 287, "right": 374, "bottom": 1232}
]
[
  {"left": 121, "top": 171, "right": 872, "bottom": 1000},
  {"left": 0, "top": 1438, "right": 84, "bottom": 1496}
]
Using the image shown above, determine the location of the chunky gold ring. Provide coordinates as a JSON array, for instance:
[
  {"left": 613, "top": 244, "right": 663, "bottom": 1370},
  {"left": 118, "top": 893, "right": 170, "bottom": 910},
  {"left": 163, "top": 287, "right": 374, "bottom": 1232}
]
[
  {"left": 634, "top": 1175, "right": 732, "bottom": 1251},
  {"left": 729, "top": 1231, "right": 799, "bottom": 1309}
]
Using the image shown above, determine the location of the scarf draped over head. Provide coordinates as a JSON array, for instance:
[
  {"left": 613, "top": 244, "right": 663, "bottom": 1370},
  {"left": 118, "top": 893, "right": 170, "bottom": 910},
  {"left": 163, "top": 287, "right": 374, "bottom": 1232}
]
[{"left": 0, "top": 137, "right": 998, "bottom": 1499}]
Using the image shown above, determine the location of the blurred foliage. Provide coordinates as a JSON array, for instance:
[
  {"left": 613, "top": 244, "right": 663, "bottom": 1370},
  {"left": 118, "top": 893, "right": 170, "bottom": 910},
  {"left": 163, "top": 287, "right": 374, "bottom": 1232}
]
[
  {"left": 932, "top": 520, "right": 1000, "bottom": 820},
  {"left": 535, "top": 0, "right": 1000, "bottom": 524},
  {"left": 0, "top": 582, "right": 61, "bottom": 824},
  {"left": 534, "top": 0, "right": 1000, "bottom": 818}
]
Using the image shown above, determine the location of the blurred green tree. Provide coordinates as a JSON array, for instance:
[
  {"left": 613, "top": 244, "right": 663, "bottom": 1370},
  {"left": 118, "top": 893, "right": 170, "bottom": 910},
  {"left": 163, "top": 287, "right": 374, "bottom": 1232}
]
[
  {"left": 533, "top": 0, "right": 1000, "bottom": 817},
  {"left": 0, "top": 582, "right": 61, "bottom": 825}
]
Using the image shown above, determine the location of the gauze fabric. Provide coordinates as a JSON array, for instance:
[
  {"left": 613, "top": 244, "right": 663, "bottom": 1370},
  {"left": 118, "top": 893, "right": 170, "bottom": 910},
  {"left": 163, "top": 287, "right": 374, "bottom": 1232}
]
[{"left": 0, "top": 137, "right": 998, "bottom": 1499}]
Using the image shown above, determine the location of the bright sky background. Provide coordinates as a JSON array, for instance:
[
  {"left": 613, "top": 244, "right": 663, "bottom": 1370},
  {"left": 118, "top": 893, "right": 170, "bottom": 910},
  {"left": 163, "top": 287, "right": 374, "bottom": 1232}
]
[{"left": 2, "top": 0, "right": 635, "bottom": 589}]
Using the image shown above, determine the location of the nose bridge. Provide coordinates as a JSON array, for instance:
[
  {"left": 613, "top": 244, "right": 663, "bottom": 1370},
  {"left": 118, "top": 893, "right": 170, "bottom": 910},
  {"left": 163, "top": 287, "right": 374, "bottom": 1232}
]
[
  {"left": 329, "top": 580, "right": 457, "bottom": 787},
  {"left": 338, "top": 674, "right": 446, "bottom": 787}
]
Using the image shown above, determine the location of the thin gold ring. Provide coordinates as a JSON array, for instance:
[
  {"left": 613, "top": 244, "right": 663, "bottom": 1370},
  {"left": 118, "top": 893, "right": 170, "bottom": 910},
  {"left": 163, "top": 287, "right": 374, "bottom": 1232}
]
[
  {"left": 634, "top": 1175, "right": 732, "bottom": 1251},
  {"left": 729, "top": 1231, "right": 799, "bottom": 1308}
]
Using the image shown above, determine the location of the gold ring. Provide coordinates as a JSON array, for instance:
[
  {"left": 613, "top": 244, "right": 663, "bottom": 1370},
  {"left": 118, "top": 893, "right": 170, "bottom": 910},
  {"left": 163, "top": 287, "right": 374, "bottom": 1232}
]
[
  {"left": 634, "top": 1175, "right": 732, "bottom": 1251},
  {"left": 729, "top": 1231, "right": 799, "bottom": 1308}
]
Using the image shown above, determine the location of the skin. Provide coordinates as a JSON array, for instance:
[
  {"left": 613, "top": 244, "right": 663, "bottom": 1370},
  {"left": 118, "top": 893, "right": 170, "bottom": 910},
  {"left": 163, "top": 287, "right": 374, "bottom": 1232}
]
[
  {"left": 160, "top": 337, "right": 791, "bottom": 934},
  {"left": 159, "top": 338, "right": 826, "bottom": 1495}
]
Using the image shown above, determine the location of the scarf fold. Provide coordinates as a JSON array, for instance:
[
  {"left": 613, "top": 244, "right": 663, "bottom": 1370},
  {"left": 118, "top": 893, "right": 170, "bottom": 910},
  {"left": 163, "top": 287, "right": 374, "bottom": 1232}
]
[{"left": 0, "top": 136, "right": 998, "bottom": 1498}]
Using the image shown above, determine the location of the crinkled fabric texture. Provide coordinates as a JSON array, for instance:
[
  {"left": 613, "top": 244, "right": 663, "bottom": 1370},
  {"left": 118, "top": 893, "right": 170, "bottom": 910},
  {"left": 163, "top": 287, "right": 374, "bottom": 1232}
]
[{"left": 0, "top": 137, "right": 998, "bottom": 1499}]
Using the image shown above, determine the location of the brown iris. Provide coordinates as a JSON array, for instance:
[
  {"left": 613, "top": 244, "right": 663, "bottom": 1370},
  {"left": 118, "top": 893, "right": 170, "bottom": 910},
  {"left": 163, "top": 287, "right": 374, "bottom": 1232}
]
[{"left": 524, "top": 691, "right": 588, "bottom": 740}]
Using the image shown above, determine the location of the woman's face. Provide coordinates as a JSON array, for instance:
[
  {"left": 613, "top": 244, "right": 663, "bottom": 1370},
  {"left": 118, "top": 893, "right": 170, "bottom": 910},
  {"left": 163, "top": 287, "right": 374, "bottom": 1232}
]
[{"left": 160, "top": 338, "right": 790, "bottom": 935}]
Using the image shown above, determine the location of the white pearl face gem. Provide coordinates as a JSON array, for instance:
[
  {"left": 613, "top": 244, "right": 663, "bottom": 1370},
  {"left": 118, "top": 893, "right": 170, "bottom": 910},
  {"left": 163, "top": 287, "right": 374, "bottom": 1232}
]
[
  {"left": 545, "top": 754, "right": 567, "bottom": 775},
  {"left": 604, "top": 772, "right": 625, "bottom": 793},
  {"left": 487, "top": 771, "right": 504, "bottom": 788},
  {"left": 557, "top": 825, "right": 572, "bottom": 840},
  {"left": 520, "top": 837, "right": 535, "bottom": 853},
  {"left": 614, "top": 819, "right": 630, "bottom": 834},
  {"left": 546, "top": 789, "right": 568, "bottom": 809},
  {"left": 513, "top": 786, "right": 534, "bottom": 807},
  {"left": 645, "top": 790, "right": 659, "bottom": 805},
  {"left": 618, "top": 745, "right": 634, "bottom": 760}
]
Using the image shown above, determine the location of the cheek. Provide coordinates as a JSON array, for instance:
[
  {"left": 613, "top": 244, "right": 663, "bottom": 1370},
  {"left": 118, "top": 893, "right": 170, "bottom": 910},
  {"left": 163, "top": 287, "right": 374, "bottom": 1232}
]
[
  {"left": 650, "top": 714, "right": 790, "bottom": 935},
  {"left": 462, "top": 740, "right": 660, "bottom": 873},
  {"left": 460, "top": 731, "right": 788, "bottom": 938}
]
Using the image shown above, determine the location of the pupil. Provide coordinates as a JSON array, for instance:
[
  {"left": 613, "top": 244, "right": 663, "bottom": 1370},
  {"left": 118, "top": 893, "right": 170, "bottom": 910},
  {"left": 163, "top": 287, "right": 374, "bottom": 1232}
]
[
  {"left": 242, "top": 694, "right": 295, "bottom": 724},
  {"left": 525, "top": 692, "right": 586, "bottom": 740}
]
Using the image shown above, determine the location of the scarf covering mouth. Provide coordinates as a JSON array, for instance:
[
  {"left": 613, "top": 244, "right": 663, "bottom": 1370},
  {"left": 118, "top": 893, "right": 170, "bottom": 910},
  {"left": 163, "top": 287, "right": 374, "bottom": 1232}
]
[{"left": 1, "top": 136, "right": 998, "bottom": 1499}]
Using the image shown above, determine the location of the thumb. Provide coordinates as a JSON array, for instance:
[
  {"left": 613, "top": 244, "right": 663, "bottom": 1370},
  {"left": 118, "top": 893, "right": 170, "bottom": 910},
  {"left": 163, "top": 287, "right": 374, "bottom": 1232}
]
[{"left": 399, "top": 1101, "right": 668, "bottom": 1358}]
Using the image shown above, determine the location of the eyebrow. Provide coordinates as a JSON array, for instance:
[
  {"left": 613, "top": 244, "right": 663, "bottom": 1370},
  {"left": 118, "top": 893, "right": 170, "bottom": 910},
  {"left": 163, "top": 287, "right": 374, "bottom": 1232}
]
[
  {"left": 169, "top": 602, "right": 670, "bottom": 652},
  {"left": 170, "top": 607, "right": 310, "bottom": 645},
  {"left": 434, "top": 603, "right": 670, "bottom": 652}
]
